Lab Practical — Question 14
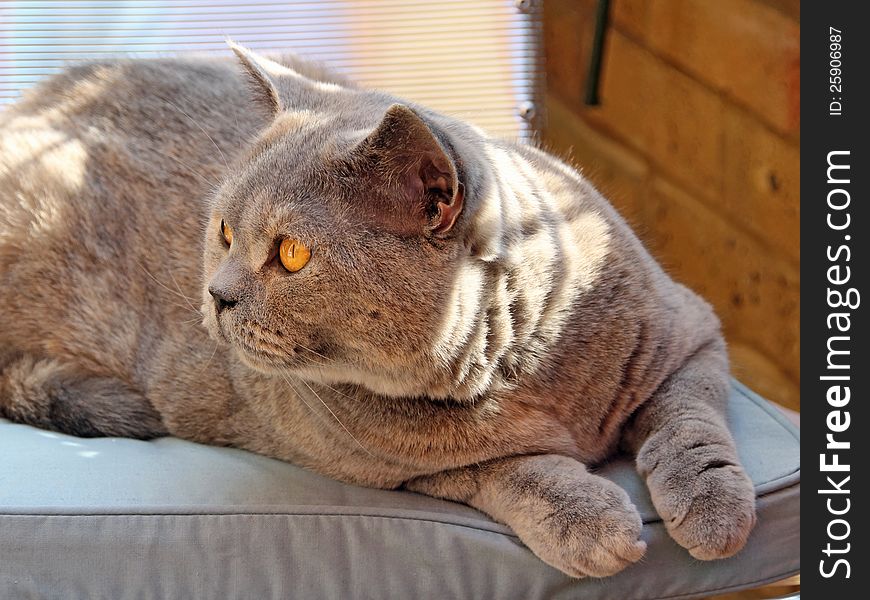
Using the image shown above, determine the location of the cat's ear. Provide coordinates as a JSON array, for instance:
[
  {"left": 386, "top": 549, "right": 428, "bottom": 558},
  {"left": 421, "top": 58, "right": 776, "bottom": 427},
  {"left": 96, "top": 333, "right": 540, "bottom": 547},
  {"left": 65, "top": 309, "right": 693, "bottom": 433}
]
[
  {"left": 362, "top": 104, "right": 464, "bottom": 237},
  {"left": 228, "top": 40, "right": 292, "bottom": 115}
]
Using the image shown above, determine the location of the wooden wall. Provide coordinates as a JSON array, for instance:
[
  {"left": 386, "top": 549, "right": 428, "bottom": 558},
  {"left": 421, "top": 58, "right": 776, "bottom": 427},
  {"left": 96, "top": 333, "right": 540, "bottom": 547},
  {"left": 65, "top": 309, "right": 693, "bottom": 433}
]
[{"left": 542, "top": 0, "right": 800, "bottom": 410}]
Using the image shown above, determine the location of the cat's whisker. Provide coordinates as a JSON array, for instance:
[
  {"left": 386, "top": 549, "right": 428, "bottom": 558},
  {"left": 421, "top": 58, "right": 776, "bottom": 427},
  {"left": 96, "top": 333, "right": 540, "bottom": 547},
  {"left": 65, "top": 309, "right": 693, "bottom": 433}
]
[
  {"left": 302, "top": 353, "right": 364, "bottom": 370},
  {"left": 162, "top": 99, "right": 230, "bottom": 173},
  {"left": 277, "top": 371, "right": 373, "bottom": 458},
  {"left": 162, "top": 151, "right": 221, "bottom": 190},
  {"left": 291, "top": 373, "right": 374, "bottom": 458},
  {"left": 277, "top": 372, "right": 328, "bottom": 424},
  {"left": 293, "top": 343, "right": 366, "bottom": 369},
  {"left": 296, "top": 355, "right": 329, "bottom": 369},
  {"left": 302, "top": 379, "right": 375, "bottom": 458},
  {"left": 295, "top": 344, "right": 331, "bottom": 362},
  {"left": 243, "top": 326, "right": 332, "bottom": 368},
  {"left": 164, "top": 266, "right": 200, "bottom": 315},
  {"left": 195, "top": 341, "right": 220, "bottom": 378},
  {"left": 318, "top": 381, "right": 357, "bottom": 403},
  {"left": 292, "top": 343, "right": 341, "bottom": 366},
  {"left": 164, "top": 298, "right": 204, "bottom": 319},
  {"left": 134, "top": 261, "right": 202, "bottom": 318}
]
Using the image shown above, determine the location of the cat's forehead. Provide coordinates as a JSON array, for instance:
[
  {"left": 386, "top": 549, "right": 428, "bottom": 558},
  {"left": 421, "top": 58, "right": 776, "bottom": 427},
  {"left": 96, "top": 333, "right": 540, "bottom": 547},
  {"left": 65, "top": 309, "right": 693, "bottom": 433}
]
[
  {"left": 218, "top": 183, "right": 330, "bottom": 234},
  {"left": 261, "top": 108, "right": 366, "bottom": 160},
  {"left": 233, "top": 125, "right": 358, "bottom": 202},
  {"left": 214, "top": 105, "right": 381, "bottom": 233},
  {"left": 220, "top": 136, "right": 335, "bottom": 209}
]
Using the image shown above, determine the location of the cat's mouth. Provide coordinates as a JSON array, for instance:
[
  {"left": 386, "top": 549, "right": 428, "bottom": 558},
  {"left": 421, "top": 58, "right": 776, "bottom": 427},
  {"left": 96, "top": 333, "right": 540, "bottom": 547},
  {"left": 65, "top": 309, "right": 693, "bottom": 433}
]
[{"left": 225, "top": 319, "right": 328, "bottom": 374}]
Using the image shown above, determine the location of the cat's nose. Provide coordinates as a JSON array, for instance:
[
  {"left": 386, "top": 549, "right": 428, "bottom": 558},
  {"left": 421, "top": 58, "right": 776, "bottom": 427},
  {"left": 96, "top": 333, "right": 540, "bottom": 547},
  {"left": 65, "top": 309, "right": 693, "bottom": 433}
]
[{"left": 209, "top": 286, "right": 238, "bottom": 314}]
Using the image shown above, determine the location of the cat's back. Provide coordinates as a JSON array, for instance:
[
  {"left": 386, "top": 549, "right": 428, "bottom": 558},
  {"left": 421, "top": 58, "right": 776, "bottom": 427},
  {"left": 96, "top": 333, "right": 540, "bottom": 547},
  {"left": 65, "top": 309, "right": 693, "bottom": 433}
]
[
  {"left": 0, "top": 52, "right": 344, "bottom": 245},
  {"left": 0, "top": 56, "right": 263, "bottom": 378},
  {"left": 1, "top": 55, "right": 256, "bottom": 156},
  {"left": 3, "top": 57, "right": 259, "bottom": 186},
  {"left": 0, "top": 56, "right": 259, "bottom": 242}
]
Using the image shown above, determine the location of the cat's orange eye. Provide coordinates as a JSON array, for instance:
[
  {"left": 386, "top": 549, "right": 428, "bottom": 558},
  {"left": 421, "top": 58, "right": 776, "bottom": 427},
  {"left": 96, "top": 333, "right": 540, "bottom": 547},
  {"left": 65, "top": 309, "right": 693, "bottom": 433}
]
[
  {"left": 220, "top": 219, "right": 233, "bottom": 246},
  {"left": 279, "top": 238, "right": 311, "bottom": 273}
]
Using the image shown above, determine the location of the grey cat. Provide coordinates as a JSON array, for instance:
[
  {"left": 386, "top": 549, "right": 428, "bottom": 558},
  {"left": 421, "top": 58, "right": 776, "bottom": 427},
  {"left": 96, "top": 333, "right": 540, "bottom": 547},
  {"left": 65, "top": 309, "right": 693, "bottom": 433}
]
[{"left": 0, "top": 44, "right": 756, "bottom": 578}]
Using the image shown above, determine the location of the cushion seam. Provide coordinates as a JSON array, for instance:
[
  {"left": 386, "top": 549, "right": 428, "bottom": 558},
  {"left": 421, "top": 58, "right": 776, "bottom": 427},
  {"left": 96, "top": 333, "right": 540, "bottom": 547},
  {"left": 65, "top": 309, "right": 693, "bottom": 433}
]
[
  {"left": 0, "top": 512, "right": 521, "bottom": 539},
  {"left": 0, "top": 480, "right": 800, "bottom": 525}
]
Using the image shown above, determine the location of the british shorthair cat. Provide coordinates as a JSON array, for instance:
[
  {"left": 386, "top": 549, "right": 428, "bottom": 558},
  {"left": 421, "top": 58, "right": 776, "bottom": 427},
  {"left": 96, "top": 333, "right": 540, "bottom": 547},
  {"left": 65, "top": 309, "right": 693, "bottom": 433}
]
[{"left": 0, "top": 43, "right": 755, "bottom": 578}]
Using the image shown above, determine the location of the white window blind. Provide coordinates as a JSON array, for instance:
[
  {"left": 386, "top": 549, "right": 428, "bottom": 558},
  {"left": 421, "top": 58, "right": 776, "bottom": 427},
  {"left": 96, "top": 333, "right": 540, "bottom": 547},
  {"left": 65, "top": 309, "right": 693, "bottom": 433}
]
[{"left": 0, "top": 0, "right": 542, "bottom": 139}]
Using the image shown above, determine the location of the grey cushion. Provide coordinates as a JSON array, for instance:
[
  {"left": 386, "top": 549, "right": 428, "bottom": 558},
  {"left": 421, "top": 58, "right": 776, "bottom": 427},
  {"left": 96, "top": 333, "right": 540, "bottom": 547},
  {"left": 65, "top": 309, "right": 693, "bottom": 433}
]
[{"left": 0, "top": 381, "right": 799, "bottom": 600}]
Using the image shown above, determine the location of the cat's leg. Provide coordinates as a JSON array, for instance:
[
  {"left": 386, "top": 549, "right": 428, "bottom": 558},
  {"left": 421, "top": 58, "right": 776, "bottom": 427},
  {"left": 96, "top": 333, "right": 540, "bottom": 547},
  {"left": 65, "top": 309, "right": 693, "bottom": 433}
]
[
  {"left": 405, "top": 454, "right": 646, "bottom": 578},
  {"left": 0, "top": 355, "right": 167, "bottom": 439},
  {"left": 622, "top": 337, "right": 756, "bottom": 560}
]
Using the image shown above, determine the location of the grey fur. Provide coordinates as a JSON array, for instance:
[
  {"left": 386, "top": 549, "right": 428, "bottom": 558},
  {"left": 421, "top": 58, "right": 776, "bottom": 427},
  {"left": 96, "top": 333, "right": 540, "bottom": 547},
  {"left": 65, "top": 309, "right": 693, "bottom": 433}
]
[{"left": 0, "top": 46, "right": 755, "bottom": 578}]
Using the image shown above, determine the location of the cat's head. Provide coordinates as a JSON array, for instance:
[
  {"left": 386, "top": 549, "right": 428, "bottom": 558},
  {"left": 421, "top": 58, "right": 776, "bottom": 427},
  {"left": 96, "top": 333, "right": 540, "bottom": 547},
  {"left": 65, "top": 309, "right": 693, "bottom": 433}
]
[{"left": 201, "top": 44, "right": 481, "bottom": 398}]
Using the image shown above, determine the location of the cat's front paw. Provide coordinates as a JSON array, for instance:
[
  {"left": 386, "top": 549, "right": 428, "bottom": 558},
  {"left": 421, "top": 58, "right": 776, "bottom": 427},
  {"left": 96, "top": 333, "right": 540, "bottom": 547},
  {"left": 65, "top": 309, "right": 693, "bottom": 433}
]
[
  {"left": 645, "top": 454, "right": 756, "bottom": 560},
  {"left": 510, "top": 476, "right": 647, "bottom": 578}
]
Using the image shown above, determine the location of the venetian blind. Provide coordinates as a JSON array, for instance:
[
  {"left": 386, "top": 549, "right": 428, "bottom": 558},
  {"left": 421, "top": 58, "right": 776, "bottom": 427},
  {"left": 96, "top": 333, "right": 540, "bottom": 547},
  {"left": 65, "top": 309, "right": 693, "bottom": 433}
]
[{"left": 0, "top": 0, "right": 542, "bottom": 139}]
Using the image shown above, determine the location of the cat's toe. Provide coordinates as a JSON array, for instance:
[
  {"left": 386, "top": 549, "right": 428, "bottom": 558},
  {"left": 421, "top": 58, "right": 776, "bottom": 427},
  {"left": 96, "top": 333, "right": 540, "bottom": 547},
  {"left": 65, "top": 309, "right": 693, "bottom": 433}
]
[
  {"left": 532, "top": 520, "right": 647, "bottom": 578},
  {"left": 522, "top": 483, "right": 647, "bottom": 578},
  {"left": 655, "top": 462, "right": 756, "bottom": 560},
  {"left": 576, "top": 531, "right": 647, "bottom": 578}
]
